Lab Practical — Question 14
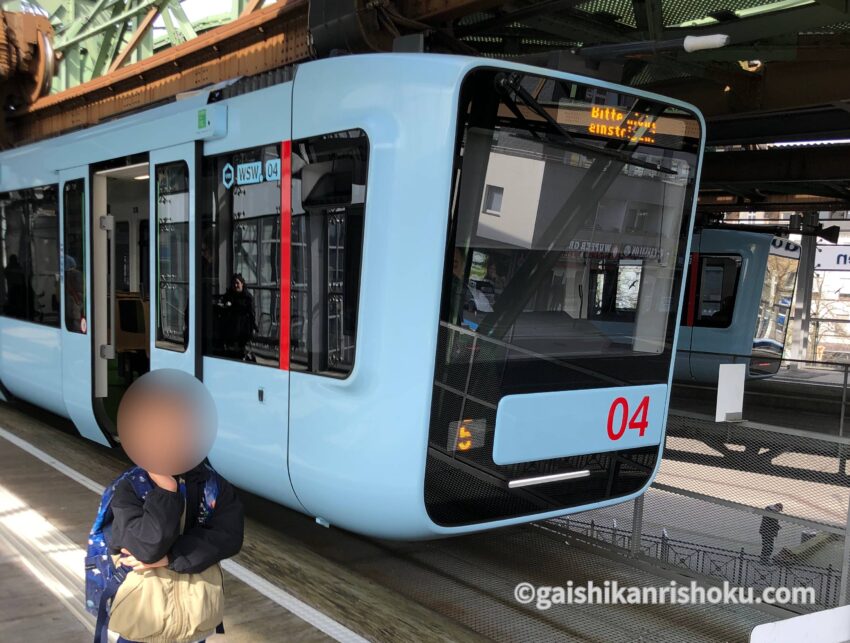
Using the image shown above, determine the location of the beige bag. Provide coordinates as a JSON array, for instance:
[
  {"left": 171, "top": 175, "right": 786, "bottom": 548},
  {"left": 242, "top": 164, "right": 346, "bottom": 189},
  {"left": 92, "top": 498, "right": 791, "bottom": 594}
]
[
  {"left": 108, "top": 499, "right": 224, "bottom": 643},
  {"left": 108, "top": 554, "right": 224, "bottom": 643}
]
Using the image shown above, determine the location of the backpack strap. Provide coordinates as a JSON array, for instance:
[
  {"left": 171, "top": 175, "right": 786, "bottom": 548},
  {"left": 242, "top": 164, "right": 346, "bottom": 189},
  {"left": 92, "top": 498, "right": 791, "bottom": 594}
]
[
  {"left": 91, "top": 467, "right": 150, "bottom": 643},
  {"left": 196, "top": 462, "right": 221, "bottom": 526},
  {"left": 202, "top": 462, "right": 220, "bottom": 508},
  {"left": 89, "top": 467, "right": 147, "bottom": 540},
  {"left": 94, "top": 563, "right": 131, "bottom": 643},
  {"left": 202, "top": 463, "right": 224, "bottom": 636},
  {"left": 125, "top": 468, "right": 155, "bottom": 501}
]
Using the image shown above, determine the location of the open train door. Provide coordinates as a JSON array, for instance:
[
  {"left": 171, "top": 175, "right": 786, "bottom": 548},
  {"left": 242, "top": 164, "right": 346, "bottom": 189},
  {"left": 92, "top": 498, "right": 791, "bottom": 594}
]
[
  {"left": 59, "top": 166, "right": 111, "bottom": 446},
  {"left": 148, "top": 142, "right": 201, "bottom": 378}
]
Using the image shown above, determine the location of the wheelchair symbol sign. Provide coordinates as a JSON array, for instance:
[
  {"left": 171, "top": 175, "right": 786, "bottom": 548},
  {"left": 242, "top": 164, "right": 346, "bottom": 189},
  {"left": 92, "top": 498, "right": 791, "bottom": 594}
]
[{"left": 222, "top": 163, "right": 235, "bottom": 189}]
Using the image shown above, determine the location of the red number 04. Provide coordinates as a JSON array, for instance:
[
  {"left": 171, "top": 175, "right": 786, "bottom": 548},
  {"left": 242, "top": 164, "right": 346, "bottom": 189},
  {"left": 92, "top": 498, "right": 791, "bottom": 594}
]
[{"left": 607, "top": 396, "right": 650, "bottom": 440}]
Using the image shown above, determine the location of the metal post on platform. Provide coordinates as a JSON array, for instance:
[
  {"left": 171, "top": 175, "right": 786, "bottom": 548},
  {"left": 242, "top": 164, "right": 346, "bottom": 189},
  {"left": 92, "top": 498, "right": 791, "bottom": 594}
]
[
  {"left": 631, "top": 495, "right": 644, "bottom": 557},
  {"left": 840, "top": 365, "right": 848, "bottom": 438},
  {"left": 737, "top": 548, "right": 745, "bottom": 586},
  {"left": 840, "top": 495, "right": 850, "bottom": 606},
  {"left": 790, "top": 232, "right": 816, "bottom": 365}
]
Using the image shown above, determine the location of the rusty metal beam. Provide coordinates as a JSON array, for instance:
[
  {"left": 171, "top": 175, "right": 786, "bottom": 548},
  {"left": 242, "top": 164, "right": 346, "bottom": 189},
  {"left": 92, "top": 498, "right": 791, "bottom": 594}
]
[
  {"left": 10, "top": 0, "right": 501, "bottom": 144},
  {"left": 14, "top": 1, "right": 309, "bottom": 143}
]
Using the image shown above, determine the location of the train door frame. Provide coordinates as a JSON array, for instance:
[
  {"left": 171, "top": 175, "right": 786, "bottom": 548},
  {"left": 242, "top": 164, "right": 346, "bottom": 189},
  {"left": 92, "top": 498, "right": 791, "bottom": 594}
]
[
  {"left": 91, "top": 156, "right": 151, "bottom": 435},
  {"left": 58, "top": 166, "right": 111, "bottom": 446},
  {"left": 199, "top": 135, "right": 303, "bottom": 510},
  {"left": 148, "top": 142, "right": 202, "bottom": 379}
]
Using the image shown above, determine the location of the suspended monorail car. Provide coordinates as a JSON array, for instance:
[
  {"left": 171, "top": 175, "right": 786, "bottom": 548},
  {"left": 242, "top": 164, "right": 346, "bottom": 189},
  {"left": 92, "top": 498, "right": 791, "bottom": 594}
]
[
  {"left": 581, "top": 226, "right": 801, "bottom": 384},
  {"left": 0, "top": 54, "right": 704, "bottom": 538},
  {"left": 674, "top": 229, "right": 800, "bottom": 383}
]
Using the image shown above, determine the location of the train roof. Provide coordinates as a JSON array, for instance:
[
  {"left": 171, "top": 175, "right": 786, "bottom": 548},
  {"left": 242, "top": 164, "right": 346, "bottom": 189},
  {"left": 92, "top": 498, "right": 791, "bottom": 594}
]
[{"left": 0, "top": 53, "right": 704, "bottom": 192}]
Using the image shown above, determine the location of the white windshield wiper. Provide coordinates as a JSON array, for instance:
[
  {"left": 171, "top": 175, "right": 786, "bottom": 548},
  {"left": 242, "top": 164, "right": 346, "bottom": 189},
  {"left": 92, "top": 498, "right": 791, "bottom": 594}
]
[{"left": 495, "top": 72, "right": 676, "bottom": 176}]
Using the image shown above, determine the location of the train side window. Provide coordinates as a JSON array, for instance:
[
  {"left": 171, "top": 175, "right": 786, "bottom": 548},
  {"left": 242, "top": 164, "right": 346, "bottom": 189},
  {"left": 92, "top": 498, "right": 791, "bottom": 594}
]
[
  {"left": 291, "top": 129, "right": 368, "bottom": 377},
  {"left": 589, "top": 260, "right": 643, "bottom": 321},
  {"left": 200, "top": 144, "right": 282, "bottom": 366},
  {"left": 63, "top": 180, "right": 86, "bottom": 332},
  {"left": 694, "top": 255, "right": 742, "bottom": 328},
  {"left": 155, "top": 162, "right": 190, "bottom": 351},
  {"left": 0, "top": 185, "right": 60, "bottom": 327}
]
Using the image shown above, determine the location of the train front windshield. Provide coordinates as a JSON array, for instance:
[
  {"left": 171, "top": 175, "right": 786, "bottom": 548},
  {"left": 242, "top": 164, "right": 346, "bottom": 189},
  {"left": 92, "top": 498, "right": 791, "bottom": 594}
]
[{"left": 425, "top": 68, "right": 702, "bottom": 527}]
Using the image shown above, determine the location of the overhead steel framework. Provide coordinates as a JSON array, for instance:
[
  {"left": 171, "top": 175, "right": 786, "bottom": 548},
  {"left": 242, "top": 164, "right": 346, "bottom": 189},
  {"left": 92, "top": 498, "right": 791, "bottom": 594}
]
[
  {"left": 2, "top": 1, "right": 261, "bottom": 92},
  {"left": 4, "top": 0, "right": 850, "bottom": 182},
  {"left": 4, "top": 0, "right": 508, "bottom": 143}
]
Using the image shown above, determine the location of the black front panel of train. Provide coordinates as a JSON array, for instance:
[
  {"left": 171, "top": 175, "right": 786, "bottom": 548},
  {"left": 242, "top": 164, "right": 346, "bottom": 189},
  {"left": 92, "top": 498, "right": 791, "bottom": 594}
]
[
  {"left": 424, "top": 68, "right": 701, "bottom": 527},
  {"left": 424, "top": 323, "right": 660, "bottom": 526}
]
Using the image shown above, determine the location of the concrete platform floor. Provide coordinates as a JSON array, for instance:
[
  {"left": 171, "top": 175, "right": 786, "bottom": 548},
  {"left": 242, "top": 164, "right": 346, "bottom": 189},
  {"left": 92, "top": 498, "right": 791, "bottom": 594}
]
[
  {"left": 0, "top": 402, "right": 479, "bottom": 643},
  {"left": 0, "top": 401, "right": 782, "bottom": 642}
]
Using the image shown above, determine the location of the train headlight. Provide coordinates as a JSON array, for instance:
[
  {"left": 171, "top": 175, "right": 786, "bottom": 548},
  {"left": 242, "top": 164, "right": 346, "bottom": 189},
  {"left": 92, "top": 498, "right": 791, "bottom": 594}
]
[{"left": 448, "top": 418, "right": 486, "bottom": 453}]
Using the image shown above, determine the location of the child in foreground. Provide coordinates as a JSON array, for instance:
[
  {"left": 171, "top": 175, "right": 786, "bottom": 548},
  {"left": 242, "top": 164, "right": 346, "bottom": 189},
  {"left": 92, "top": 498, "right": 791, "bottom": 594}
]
[{"left": 86, "top": 369, "right": 244, "bottom": 643}]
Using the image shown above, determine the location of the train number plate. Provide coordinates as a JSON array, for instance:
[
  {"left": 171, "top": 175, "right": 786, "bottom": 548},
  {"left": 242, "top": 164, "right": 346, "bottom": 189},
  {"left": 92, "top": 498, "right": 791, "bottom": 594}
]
[{"left": 492, "top": 385, "right": 667, "bottom": 465}]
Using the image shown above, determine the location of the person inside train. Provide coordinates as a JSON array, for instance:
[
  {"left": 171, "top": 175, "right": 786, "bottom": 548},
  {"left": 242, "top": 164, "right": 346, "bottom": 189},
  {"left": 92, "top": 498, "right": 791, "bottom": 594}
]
[
  {"left": 449, "top": 247, "right": 470, "bottom": 327},
  {"left": 223, "top": 273, "right": 257, "bottom": 361},
  {"left": 4, "top": 254, "right": 29, "bottom": 319},
  {"left": 86, "top": 369, "right": 244, "bottom": 643},
  {"left": 486, "top": 257, "right": 507, "bottom": 294},
  {"left": 710, "top": 296, "right": 735, "bottom": 326}
]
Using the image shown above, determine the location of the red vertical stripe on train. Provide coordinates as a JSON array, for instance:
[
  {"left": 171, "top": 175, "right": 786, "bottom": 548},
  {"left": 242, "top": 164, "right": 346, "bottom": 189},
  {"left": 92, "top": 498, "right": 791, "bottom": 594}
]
[
  {"left": 686, "top": 252, "right": 699, "bottom": 327},
  {"left": 279, "top": 140, "right": 292, "bottom": 370}
]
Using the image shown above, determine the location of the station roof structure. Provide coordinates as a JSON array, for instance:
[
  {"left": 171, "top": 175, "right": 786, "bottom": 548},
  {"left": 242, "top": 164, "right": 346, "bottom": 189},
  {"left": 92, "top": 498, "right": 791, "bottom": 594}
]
[{"left": 3, "top": 0, "right": 850, "bottom": 210}]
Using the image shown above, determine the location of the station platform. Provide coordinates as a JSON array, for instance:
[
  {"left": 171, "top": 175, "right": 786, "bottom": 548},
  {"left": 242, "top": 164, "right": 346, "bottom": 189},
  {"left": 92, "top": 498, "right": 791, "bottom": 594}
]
[
  {"left": 671, "top": 376, "right": 848, "bottom": 437},
  {"left": 0, "top": 401, "right": 785, "bottom": 643}
]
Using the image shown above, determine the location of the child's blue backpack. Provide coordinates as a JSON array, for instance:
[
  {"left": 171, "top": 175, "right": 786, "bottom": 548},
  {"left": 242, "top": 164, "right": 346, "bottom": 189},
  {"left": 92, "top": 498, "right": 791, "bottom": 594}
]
[{"left": 85, "top": 465, "right": 220, "bottom": 627}]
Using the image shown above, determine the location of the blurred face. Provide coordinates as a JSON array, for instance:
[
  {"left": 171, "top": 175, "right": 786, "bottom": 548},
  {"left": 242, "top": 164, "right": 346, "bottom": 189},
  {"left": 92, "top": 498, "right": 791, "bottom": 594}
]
[
  {"left": 233, "top": 278, "right": 243, "bottom": 292},
  {"left": 118, "top": 370, "right": 217, "bottom": 475}
]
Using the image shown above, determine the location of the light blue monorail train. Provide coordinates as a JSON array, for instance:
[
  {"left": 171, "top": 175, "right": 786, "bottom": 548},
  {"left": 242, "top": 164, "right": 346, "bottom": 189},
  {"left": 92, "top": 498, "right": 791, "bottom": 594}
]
[
  {"left": 0, "top": 54, "right": 704, "bottom": 538},
  {"left": 674, "top": 230, "right": 800, "bottom": 383}
]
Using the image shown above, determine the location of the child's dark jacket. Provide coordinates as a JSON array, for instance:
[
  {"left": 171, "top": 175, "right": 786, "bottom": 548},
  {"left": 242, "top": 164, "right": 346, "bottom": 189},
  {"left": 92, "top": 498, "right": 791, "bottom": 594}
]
[{"left": 106, "top": 464, "right": 244, "bottom": 573}]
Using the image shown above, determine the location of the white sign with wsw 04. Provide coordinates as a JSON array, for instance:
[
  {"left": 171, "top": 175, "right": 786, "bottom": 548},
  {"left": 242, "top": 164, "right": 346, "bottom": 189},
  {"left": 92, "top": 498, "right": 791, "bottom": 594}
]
[
  {"left": 815, "top": 244, "right": 850, "bottom": 271},
  {"left": 222, "top": 158, "right": 282, "bottom": 189}
]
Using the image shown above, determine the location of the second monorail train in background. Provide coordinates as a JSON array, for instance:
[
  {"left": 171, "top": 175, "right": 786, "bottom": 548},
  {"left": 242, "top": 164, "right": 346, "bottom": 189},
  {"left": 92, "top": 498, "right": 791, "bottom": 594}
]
[
  {"left": 0, "top": 54, "right": 704, "bottom": 538},
  {"left": 675, "top": 230, "right": 800, "bottom": 383}
]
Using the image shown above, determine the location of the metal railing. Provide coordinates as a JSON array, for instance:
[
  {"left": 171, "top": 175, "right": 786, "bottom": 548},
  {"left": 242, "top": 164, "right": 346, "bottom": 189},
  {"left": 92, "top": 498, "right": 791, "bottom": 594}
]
[
  {"left": 555, "top": 518, "right": 843, "bottom": 609},
  {"left": 672, "top": 350, "right": 850, "bottom": 437},
  {"left": 552, "top": 357, "right": 850, "bottom": 614}
]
